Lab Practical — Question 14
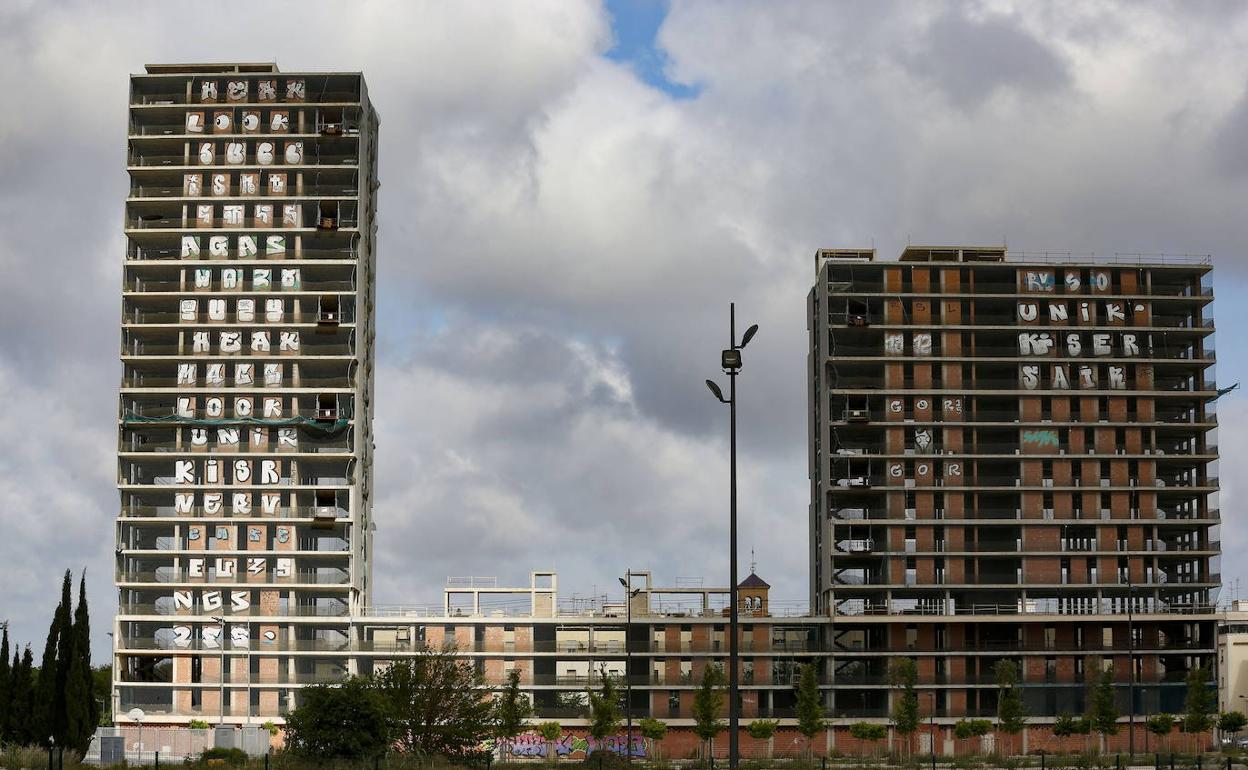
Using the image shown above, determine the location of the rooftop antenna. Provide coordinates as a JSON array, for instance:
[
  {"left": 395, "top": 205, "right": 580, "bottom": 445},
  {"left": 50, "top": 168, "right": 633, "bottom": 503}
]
[{"left": 750, "top": 549, "right": 757, "bottom": 575}]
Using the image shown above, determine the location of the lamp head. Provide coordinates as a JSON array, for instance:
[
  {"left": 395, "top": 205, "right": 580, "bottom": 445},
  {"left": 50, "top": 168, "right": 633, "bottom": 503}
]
[
  {"left": 618, "top": 577, "right": 628, "bottom": 588},
  {"left": 705, "top": 379, "right": 727, "bottom": 403},
  {"left": 740, "top": 324, "right": 759, "bottom": 349},
  {"left": 721, "top": 348, "right": 742, "bottom": 370}
]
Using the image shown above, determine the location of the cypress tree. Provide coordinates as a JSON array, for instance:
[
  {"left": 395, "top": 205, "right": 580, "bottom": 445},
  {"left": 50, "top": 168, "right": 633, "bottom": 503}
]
[
  {"left": 53, "top": 570, "right": 74, "bottom": 745},
  {"left": 79, "top": 574, "right": 100, "bottom": 734},
  {"left": 0, "top": 623, "right": 10, "bottom": 742},
  {"left": 36, "top": 604, "right": 62, "bottom": 744},
  {"left": 15, "top": 646, "right": 35, "bottom": 745},
  {"left": 65, "top": 572, "right": 97, "bottom": 751},
  {"left": 6, "top": 649, "right": 19, "bottom": 744},
  {"left": 35, "top": 570, "right": 72, "bottom": 746}
]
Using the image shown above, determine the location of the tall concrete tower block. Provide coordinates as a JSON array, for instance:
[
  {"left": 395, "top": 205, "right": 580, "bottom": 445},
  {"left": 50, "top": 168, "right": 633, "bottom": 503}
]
[{"left": 115, "top": 63, "right": 379, "bottom": 725}]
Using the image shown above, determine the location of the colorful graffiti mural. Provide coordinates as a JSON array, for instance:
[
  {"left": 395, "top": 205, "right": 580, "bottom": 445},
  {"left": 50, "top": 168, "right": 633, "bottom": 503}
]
[
  {"left": 1020, "top": 429, "right": 1059, "bottom": 449},
  {"left": 491, "top": 732, "right": 651, "bottom": 759}
]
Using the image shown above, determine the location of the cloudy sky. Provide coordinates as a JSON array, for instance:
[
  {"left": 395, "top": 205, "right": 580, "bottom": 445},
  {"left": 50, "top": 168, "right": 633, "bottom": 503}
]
[{"left": 1, "top": 0, "right": 1247, "bottom": 658}]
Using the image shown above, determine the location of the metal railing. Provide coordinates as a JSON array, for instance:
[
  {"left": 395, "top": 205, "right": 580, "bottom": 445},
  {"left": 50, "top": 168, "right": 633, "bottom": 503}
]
[
  {"left": 119, "top": 505, "right": 348, "bottom": 519},
  {"left": 128, "top": 153, "right": 359, "bottom": 168}
]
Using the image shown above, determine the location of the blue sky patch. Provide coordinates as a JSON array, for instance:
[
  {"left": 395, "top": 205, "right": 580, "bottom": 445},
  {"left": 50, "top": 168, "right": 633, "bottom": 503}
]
[{"left": 604, "top": 0, "right": 701, "bottom": 99}]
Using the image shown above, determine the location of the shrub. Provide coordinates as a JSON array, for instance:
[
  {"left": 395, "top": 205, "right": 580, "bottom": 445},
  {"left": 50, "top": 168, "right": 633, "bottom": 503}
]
[
  {"left": 188, "top": 719, "right": 212, "bottom": 730},
  {"left": 197, "top": 747, "right": 249, "bottom": 766},
  {"left": 581, "top": 749, "right": 627, "bottom": 769},
  {"left": 747, "top": 719, "right": 779, "bottom": 741}
]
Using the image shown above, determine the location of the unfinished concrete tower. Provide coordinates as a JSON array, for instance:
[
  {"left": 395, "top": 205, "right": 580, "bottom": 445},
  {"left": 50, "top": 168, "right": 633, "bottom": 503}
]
[
  {"left": 115, "top": 63, "right": 379, "bottom": 725},
  {"left": 808, "top": 248, "right": 1219, "bottom": 719}
]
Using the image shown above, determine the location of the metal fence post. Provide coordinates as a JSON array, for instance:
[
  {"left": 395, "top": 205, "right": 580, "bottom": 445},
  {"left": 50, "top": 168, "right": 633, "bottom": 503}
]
[{"left": 155, "top": 750, "right": 160, "bottom": 770}]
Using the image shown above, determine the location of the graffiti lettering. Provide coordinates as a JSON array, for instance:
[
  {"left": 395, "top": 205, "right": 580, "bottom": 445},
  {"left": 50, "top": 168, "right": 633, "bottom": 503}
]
[{"left": 491, "top": 732, "right": 651, "bottom": 759}]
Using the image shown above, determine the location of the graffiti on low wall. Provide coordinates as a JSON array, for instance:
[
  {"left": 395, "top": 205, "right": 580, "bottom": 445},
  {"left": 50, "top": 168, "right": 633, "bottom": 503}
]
[{"left": 492, "top": 732, "right": 651, "bottom": 758}]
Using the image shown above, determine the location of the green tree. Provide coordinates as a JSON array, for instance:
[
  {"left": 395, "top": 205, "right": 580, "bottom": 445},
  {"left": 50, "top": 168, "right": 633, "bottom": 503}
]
[
  {"left": 92, "top": 665, "right": 113, "bottom": 726},
  {"left": 372, "top": 644, "right": 497, "bottom": 762},
  {"left": 954, "top": 719, "right": 992, "bottom": 740},
  {"left": 849, "top": 722, "right": 887, "bottom": 757},
  {"left": 284, "top": 677, "right": 393, "bottom": 759},
  {"left": 639, "top": 718, "right": 668, "bottom": 761},
  {"left": 889, "top": 658, "right": 920, "bottom": 756},
  {"left": 1182, "top": 666, "right": 1216, "bottom": 753},
  {"left": 1218, "top": 712, "right": 1246, "bottom": 746},
  {"left": 995, "top": 660, "right": 1027, "bottom": 756},
  {"left": 1071, "top": 715, "right": 1093, "bottom": 754},
  {"left": 537, "top": 721, "right": 563, "bottom": 763},
  {"left": 1146, "top": 714, "right": 1174, "bottom": 753},
  {"left": 494, "top": 667, "right": 532, "bottom": 744},
  {"left": 12, "top": 646, "right": 35, "bottom": 745},
  {"left": 35, "top": 571, "right": 71, "bottom": 746},
  {"left": 795, "top": 663, "right": 827, "bottom": 757},
  {"left": 691, "top": 664, "right": 725, "bottom": 759},
  {"left": 0, "top": 623, "right": 10, "bottom": 743},
  {"left": 64, "top": 572, "right": 98, "bottom": 752},
  {"left": 747, "top": 719, "right": 779, "bottom": 758},
  {"left": 585, "top": 667, "right": 622, "bottom": 742},
  {"left": 1088, "top": 666, "right": 1120, "bottom": 753},
  {"left": 1053, "top": 713, "right": 1077, "bottom": 754},
  {"left": 52, "top": 571, "right": 74, "bottom": 745},
  {"left": 953, "top": 719, "right": 992, "bottom": 755}
]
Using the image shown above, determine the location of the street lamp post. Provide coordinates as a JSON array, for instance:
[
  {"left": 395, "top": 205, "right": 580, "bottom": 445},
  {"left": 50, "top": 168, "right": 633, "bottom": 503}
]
[
  {"left": 212, "top": 616, "right": 226, "bottom": 728},
  {"left": 618, "top": 572, "right": 642, "bottom": 764},
  {"left": 705, "top": 303, "right": 758, "bottom": 770}
]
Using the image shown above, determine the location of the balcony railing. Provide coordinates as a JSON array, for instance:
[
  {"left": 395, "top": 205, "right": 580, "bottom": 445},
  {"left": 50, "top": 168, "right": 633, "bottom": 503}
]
[
  {"left": 116, "top": 568, "right": 350, "bottom": 585},
  {"left": 125, "top": 278, "right": 355, "bottom": 293},
  {"left": 130, "top": 90, "right": 362, "bottom": 106},
  {"left": 129, "top": 246, "right": 358, "bottom": 262},
  {"left": 120, "top": 505, "right": 348, "bottom": 520},
  {"left": 117, "top": 602, "right": 349, "bottom": 618},
  {"left": 128, "top": 153, "right": 359, "bottom": 168},
  {"left": 123, "top": 310, "right": 355, "bottom": 325}
]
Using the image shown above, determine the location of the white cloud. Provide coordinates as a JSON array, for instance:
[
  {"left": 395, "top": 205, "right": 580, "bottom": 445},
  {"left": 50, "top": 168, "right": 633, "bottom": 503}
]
[{"left": 0, "top": 0, "right": 1245, "bottom": 659}]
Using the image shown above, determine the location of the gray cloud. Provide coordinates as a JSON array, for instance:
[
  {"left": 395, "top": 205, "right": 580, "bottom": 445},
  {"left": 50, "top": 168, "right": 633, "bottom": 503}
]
[
  {"left": 903, "top": 6, "right": 1072, "bottom": 110},
  {"left": 1, "top": 0, "right": 1248, "bottom": 661}
]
